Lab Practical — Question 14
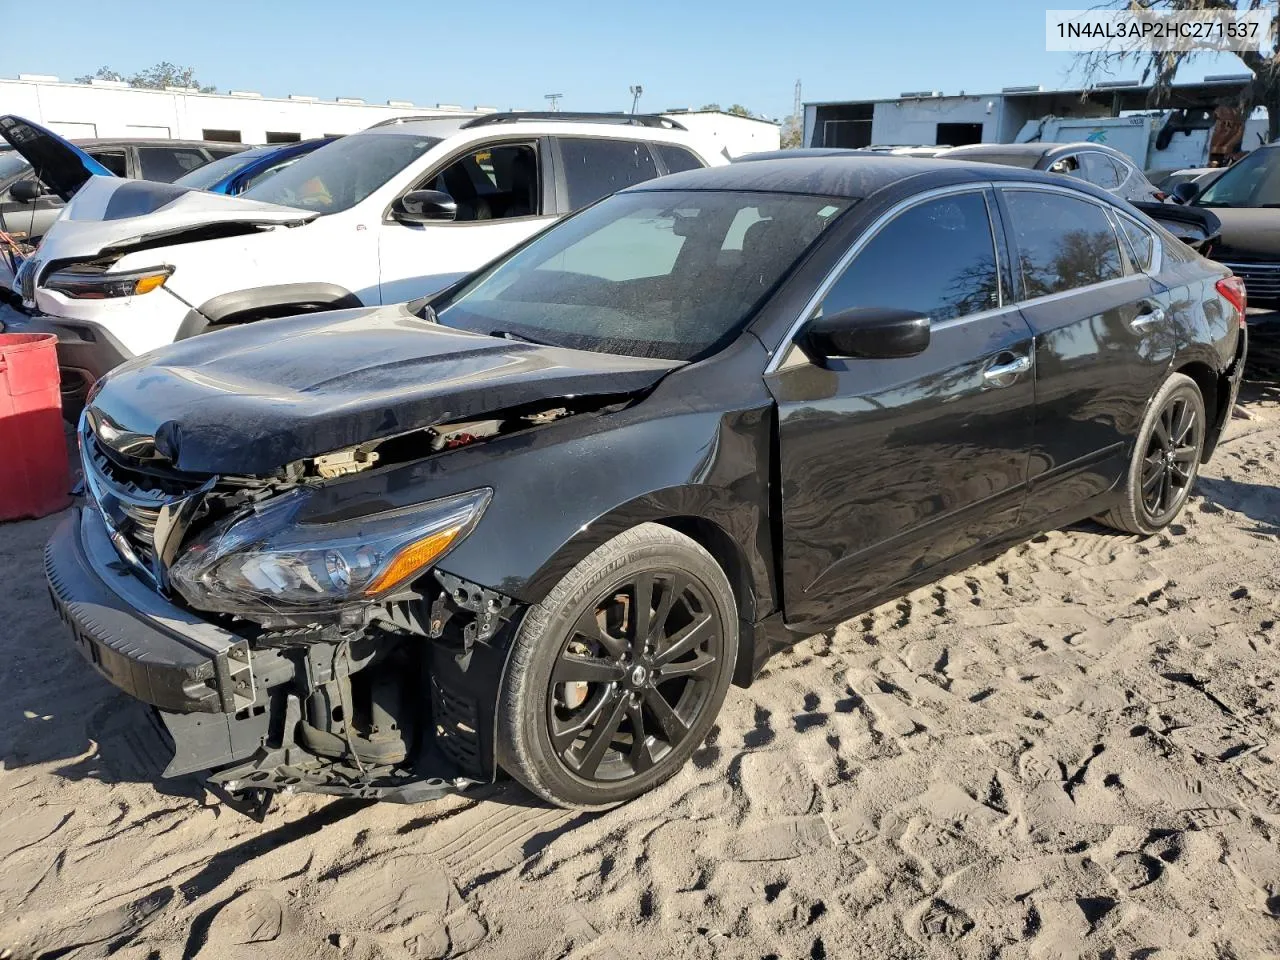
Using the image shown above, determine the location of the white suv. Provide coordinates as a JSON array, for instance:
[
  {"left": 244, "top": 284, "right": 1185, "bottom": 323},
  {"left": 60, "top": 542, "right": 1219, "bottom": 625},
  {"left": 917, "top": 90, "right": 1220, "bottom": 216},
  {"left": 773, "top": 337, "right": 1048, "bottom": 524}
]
[{"left": 6, "top": 113, "right": 722, "bottom": 414}]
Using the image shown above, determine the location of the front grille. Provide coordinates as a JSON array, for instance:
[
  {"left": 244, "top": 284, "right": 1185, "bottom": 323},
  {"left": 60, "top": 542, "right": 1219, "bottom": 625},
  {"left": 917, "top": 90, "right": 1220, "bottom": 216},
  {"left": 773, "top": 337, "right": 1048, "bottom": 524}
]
[
  {"left": 1220, "top": 261, "right": 1280, "bottom": 302},
  {"left": 80, "top": 423, "right": 210, "bottom": 583}
]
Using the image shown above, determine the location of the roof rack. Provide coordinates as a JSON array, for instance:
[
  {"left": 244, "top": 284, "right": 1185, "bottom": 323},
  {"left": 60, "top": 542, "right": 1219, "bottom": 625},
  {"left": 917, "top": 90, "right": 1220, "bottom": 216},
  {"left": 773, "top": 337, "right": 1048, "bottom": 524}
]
[{"left": 459, "top": 111, "right": 687, "bottom": 131}]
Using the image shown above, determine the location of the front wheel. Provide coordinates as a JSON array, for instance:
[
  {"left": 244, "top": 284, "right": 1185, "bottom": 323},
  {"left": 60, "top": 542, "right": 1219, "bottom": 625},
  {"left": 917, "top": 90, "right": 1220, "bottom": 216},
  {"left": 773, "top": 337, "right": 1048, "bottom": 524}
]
[
  {"left": 1099, "top": 372, "right": 1206, "bottom": 535},
  {"left": 496, "top": 523, "right": 737, "bottom": 809}
]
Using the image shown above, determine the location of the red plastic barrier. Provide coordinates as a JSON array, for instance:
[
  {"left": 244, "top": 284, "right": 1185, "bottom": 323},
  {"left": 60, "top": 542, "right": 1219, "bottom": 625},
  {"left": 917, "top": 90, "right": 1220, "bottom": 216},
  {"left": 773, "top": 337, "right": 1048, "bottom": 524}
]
[{"left": 0, "top": 333, "right": 71, "bottom": 521}]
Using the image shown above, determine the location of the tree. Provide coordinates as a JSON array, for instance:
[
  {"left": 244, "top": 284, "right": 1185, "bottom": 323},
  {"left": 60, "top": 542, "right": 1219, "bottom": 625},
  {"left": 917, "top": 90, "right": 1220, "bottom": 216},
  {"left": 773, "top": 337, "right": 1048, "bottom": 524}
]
[
  {"left": 75, "top": 62, "right": 217, "bottom": 93},
  {"left": 699, "top": 103, "right": 755, "bottom": 117},
  {"left": 1074, "top": 1, "right": 1280, "bottom": 142},
  {"left": 780, "top": 114, "right": 803, "bottom": 149}
]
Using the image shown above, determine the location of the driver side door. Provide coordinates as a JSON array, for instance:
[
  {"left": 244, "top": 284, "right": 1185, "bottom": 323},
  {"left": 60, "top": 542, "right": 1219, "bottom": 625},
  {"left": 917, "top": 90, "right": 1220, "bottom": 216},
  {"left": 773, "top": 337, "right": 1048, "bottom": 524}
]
[
  {"left": 765, "top": 188, "right": 1037, "bottom": 631},
  {"left": 377, "top": 138, "right": 557, "bottom": 304}
]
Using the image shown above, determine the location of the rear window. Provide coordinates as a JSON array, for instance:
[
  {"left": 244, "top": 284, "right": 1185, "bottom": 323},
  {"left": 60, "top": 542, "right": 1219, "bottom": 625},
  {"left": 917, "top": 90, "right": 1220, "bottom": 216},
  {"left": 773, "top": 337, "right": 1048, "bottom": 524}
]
[
  {"left": 559, "top": 138, "right": 659, "bottom": 210},
  {"left": 1003, "top": 190, "right": 1123, "bottom": 297},
  {"left": 138, "top": 147, "right": 210, "bottom": 182},
  {"left": 653, "top": 143, "right": 704, "bottom": 175}
]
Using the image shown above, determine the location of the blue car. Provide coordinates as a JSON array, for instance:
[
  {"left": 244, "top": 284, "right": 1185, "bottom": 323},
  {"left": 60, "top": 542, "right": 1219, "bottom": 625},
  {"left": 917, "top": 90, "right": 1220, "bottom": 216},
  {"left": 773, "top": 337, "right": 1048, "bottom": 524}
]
[{"left": 171, "top": 137, "right": 337, "bottom": 195}]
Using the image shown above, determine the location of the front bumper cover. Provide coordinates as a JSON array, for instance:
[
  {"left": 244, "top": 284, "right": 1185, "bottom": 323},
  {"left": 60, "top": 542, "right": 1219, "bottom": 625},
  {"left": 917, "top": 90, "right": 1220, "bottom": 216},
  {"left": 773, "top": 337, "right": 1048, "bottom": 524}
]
[
  {"left": 45, "top": 506, "right": 484, "bottom": 803},
  {"left": 45, "top": 507, "right": 253, "bottom": 714}
]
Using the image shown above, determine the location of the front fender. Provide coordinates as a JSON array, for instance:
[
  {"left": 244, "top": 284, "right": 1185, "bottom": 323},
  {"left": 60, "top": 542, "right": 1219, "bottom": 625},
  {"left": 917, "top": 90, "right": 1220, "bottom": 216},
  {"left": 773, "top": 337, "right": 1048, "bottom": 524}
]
[{"left": 301, "top": 341, "right": 780, "bottom": 617}]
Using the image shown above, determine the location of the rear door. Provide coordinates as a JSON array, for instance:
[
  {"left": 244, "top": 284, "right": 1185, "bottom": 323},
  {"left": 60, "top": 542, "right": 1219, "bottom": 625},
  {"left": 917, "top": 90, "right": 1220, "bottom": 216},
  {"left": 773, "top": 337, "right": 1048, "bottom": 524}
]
[
  {"left": 996, "top": 185, "right": 1176, "bottom": 528},
  {"left": 553, "top": 137, "right": 662, "bottom": 212},
  {"left": 766, "top": 187, "right": 1036, "bottom": 630},
  {"left": 377, "top": 138, "right": 557, "bottom": 303}
]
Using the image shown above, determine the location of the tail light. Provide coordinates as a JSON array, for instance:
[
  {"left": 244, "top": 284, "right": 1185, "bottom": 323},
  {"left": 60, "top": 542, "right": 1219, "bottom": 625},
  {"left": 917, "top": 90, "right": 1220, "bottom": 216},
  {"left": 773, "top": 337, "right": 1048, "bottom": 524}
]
[{"left": 1216, "top": 275, "right": 1247, "bottom": 327}]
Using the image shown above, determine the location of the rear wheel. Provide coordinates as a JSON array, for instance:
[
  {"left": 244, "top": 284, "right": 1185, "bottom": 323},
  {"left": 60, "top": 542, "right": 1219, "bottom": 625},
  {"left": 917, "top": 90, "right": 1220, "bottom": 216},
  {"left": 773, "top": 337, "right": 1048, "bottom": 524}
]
[
  {"left": 497, "top": 524, "right": 737, "bottom": 809},
  {"left": 1099, "top": 372, "right": 1206, "bottom": 535}
]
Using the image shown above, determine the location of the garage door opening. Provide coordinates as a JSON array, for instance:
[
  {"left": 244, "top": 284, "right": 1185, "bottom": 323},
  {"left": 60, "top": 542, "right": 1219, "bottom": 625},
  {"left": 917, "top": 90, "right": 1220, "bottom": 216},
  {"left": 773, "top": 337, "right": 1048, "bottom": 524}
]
[{"left": 936, "top": 123, "right": 983, "bottom": 147}]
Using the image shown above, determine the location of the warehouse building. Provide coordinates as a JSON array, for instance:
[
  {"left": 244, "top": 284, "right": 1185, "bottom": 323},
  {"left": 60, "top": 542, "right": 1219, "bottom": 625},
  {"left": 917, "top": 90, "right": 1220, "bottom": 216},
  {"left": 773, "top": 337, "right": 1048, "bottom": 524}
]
[
  {"left": 0, "top": 74, "right": 489, "bottom": 144},
  {"left": 803, "top": 75, "right": 1259, "bottom": 152}
]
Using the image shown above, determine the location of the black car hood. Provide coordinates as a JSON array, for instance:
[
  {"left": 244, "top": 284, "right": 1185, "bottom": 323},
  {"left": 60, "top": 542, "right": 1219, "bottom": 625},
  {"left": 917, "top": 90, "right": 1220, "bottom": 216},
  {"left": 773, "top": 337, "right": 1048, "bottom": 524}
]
[
  {"left": 1197, "top": 206, "right": 1280, "bottom": 260},
  {"left": 89, "top": 304, "right": 680, "bottom": 476}
]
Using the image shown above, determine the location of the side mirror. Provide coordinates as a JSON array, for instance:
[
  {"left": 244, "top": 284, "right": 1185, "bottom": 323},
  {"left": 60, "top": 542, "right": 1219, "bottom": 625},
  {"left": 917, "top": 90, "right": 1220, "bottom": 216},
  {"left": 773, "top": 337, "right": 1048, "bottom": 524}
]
[
  {"left": 798, "top": 307, "right": 931, "bottom": 362},
  {"left": 9, "top": 179, "right": 43, "bottom": 203},
  {"left": 1171, "top": 181, "right": 1200, "bottom": 205},
  {"left": 392, "top": 189, "right": 457, "bottom": 224}
]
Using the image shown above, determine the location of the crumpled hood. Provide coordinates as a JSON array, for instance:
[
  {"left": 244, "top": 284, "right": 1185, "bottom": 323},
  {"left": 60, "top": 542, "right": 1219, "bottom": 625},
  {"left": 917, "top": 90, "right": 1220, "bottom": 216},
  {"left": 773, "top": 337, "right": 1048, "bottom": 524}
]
[
  {"left": 34, "top": 176, "right": 316, "bottom": 264},
  {"left": 88, "top": 303, "right": 679, "bottom": 475},
  {"left": 1199, "top": 207, "right": 1280, "bottom": 260}
]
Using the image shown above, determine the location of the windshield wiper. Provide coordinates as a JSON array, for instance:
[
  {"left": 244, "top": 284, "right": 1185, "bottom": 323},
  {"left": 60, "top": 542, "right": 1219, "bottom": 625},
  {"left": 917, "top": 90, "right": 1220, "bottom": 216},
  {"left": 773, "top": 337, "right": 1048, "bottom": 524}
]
[{"left": 491, "top": 329, "right": 555, "bottom": 346}]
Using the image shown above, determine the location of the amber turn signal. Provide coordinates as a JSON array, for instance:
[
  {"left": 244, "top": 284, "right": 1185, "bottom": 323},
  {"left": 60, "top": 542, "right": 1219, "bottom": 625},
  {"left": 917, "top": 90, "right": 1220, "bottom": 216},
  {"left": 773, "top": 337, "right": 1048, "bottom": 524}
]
[{"left": 364, "top": 525, "right": 463, "bottom": 594}]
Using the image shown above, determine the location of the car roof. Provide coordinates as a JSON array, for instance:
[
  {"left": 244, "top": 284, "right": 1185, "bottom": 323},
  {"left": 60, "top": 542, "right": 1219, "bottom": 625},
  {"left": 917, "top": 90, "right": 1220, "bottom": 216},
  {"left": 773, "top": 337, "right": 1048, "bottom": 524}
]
[{"left": 627, "top": 153, "right": 1080, "bottom": 200}]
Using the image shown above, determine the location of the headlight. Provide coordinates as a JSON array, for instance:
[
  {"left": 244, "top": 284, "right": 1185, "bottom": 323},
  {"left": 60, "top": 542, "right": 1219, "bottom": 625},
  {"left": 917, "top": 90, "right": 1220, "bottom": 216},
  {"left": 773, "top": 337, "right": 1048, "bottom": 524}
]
[
  {"left": 44, "top": 265, "right": 173, "bottom": 299},
  {"left": 170, "top": 487, "right": 491, "bottom": 615}
]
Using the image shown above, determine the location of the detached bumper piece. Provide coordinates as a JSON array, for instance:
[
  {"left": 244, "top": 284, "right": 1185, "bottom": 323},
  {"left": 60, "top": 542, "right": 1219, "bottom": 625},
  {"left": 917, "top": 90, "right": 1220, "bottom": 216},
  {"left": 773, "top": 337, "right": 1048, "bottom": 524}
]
[
  {"left": 45, "top": 508, "right": 253, "bottom": 714},
  {"left": 45, "top": 506, "right": 504, "bottom": 806}
]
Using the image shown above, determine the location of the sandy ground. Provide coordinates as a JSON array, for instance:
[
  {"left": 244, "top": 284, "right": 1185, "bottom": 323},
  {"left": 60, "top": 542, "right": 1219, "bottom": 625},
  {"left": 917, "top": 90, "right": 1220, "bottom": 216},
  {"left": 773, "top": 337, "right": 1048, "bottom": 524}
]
[{"left": 3, "top": 369, "right": 1280, "bottom": 958}]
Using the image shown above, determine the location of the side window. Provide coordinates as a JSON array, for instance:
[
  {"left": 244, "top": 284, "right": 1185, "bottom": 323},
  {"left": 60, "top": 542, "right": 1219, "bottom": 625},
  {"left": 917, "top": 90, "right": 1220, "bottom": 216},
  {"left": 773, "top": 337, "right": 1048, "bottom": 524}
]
[
  {"left": 429, "top": 142, "right": 539, "bottom": 222},
  {"left": 1117, "top": 215, "right": 1156, "bottom": 272},
  {"left": 559, "top": 138, "right": 658, "bottom": 210},
  {"left": 653, "top": 143, "right": 704, "bottom": 175},
  {"left": 1079, "top": 152, "right": 1123, "bottom": 190},
  {"left": 1004, "top": 190, "right": 1123, "bottom": 298},
  {"left": 137, "top": 147, "right": 211, "bottom": 182},
  {"left": 823, "top": 192, "right": 999, "bottom": 321},
  {"left": 87, "top": 150, "right": 127, "bottom": 177}
]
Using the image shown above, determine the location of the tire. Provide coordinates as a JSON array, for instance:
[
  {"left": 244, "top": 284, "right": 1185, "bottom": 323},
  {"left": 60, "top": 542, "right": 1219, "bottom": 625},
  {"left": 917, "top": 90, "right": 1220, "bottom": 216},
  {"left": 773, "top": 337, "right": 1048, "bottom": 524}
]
[
  {"left": 1098, "top": 372, "right": 1206, "bottom": 535},
  {"left": 497, "top": 523, "right": 738, "bottom": 809}
]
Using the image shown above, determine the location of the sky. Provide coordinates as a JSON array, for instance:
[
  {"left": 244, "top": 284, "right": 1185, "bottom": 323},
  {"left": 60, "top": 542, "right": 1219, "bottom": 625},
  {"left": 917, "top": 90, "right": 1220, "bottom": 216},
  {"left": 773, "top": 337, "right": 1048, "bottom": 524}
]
[{"left": 17, "top": 0, "right": 1256, "bottom": 120}]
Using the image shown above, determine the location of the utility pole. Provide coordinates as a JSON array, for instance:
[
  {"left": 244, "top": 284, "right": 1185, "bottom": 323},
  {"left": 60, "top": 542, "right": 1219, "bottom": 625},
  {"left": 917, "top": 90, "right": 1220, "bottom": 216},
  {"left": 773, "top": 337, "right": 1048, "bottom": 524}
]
[
  {"left": 544, "top": 93, "right": 563, "bottom": 112},
  {"left": 629, "top": 85, "right": 643, "bottom": 114}
]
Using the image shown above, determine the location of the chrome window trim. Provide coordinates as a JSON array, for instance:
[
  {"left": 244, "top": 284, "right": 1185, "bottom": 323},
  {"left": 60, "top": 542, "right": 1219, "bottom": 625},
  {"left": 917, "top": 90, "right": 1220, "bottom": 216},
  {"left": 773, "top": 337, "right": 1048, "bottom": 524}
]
[
  {"left": 763, "top": 182, "right": 1003, "bottom": 374},
  {"left": 764, "top": 178, "right": 1153, "bottom": 374}
]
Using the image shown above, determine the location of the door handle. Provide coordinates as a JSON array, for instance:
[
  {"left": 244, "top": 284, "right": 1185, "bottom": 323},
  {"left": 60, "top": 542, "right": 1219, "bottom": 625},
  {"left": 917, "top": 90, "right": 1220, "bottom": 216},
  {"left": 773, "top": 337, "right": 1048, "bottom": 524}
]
[
  {"left": 1130, "top": 305, "right": 1166, "bottom": 333},
  {"left": 982, "top": 354, "right": 1032, "bottom": 385}
]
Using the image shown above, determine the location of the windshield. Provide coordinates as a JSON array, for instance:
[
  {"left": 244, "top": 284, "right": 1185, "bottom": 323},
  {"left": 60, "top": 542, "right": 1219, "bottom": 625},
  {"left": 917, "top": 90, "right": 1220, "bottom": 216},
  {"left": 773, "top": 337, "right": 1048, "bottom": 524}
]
[
  {"left": 1197, "top": 149, "right": 1280, "bottom": 207},
  {"left": 241, "top": 133, "right": 439, "bottom": 213},
  {"left": 434, "top": 189, "right": 852, "bottom": 361},
  {"left": 173, "top": 148, "right": 270, "bottom": 190},
  {"left": 0, "top": 149, "right": 31, "bottom": 184}
]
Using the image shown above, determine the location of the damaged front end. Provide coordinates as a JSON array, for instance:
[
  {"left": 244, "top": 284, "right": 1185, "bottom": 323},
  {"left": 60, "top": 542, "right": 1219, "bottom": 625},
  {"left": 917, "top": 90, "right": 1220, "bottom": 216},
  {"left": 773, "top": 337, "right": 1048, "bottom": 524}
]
[{"left": 43, "top": 409, "right": 587, "bottom": 808}]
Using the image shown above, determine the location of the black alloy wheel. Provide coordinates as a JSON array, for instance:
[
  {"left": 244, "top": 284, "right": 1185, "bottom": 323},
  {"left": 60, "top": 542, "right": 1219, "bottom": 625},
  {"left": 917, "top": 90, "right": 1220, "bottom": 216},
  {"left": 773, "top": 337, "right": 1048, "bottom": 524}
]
[
  {"left": 1098, "top": 372, "right": 1207, "bottom": 535},
  {"left": 1140, "top": 392, "right": 1203, "bottom": 524},
  {"left": 548, "top": 572, "right": 722, "bottom": 782},
  {"left": 497, "top": 523, "right": 737, "bottom": 809}
]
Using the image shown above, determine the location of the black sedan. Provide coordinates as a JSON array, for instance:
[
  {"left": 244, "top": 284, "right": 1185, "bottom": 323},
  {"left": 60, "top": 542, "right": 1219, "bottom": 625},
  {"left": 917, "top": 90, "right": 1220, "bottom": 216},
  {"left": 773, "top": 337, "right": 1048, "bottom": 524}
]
[{"left": 46, "top": 156, "right": 1247, "bottom": 812}]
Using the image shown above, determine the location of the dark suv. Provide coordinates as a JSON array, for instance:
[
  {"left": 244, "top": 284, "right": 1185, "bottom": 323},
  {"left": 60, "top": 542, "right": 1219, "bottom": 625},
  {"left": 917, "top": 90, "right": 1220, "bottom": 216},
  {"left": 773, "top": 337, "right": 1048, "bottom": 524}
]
[{"left": 0, "top": 138, "right": 247, "bottom": 243}]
